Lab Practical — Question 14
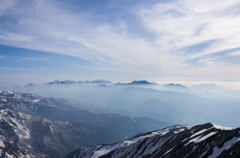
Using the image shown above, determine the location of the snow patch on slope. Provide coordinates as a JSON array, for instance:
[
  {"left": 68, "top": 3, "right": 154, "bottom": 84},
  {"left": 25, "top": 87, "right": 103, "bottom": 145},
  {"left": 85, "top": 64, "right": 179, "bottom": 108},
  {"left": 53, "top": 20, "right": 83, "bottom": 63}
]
[
  {"left": 0, "top": 99, "right": 7, "bottom": 102},
  {"left": 185, "top": 132, "right": 217, "bottom": 146},
  {"left": 92, "top": 145, "right": 115, "bottom": 158},
  {"left": 32, "top": 99, "right": 41, "bottom": 103},
  {"left": 5, "top": 91, "right": 14, "bottom": 94},
  {"left": 190, "top": 129, "right": 208, "bottom": 138},
  {"left": 0, "top": 137, "right": 5, "bottom": 147},
  {"left": 208, "top": 137, "right": 239, "bottom": 158}
]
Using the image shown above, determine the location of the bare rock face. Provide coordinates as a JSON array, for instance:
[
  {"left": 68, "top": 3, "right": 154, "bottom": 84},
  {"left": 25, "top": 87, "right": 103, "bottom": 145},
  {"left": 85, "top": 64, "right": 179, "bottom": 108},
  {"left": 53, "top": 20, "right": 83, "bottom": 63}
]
[
  {"left": 0, "top": 110, "right": 113, "bottom": 157},
  {"left": 66, "top": 123, "right": 240, "bottom": 158}
]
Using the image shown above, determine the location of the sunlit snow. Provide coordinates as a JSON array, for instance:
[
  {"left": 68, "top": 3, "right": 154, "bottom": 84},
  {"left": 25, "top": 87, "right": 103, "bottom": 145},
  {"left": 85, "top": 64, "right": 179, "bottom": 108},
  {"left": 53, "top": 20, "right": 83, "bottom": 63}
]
[{"left": 213, "top": 124, "right": 234, "bottom": 130}]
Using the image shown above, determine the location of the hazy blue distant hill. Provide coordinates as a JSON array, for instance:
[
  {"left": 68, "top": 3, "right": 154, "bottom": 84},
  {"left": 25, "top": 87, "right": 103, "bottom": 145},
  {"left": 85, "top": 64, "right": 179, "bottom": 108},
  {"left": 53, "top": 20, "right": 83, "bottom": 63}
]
[
  {"left": 45, "top": 80, "right": 77, "bottom": 85},
  {"left": 188, "top": 83, "right": 240, "bottom": 102},
  {"left": 90, "top": 79, "right": 112, "bottom": 84},
  {"left": 160, "top": 83, "right": 191, "bottom": 93},
  {"left": 190, "top": 83, "right": 226, "bottom": 93},
  {"left": 44, "top": 79, "right": 111, "bottom": 85},
  {"left": 24, "top": 83, "right": 36, "bottom": 88},
  {"left": 131, "top": 98, "right": 183, "bottom": 123},
  {"left": 79, "top": 86, "right": 240, "bottom": 127}
]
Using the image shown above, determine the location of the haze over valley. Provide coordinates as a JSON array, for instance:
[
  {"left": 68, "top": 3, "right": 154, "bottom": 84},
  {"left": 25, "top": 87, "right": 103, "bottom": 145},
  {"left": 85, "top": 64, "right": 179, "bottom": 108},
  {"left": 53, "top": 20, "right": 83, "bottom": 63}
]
[{"left": 2, "top": 79, "right": 240, "bottom": 128}]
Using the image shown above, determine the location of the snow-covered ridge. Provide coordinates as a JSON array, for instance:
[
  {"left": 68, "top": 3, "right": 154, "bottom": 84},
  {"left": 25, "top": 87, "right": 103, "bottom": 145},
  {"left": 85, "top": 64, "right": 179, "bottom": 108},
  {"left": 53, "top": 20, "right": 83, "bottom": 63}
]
[
  {"left": 183, "top": 123, "right": 234, "bottom": 147},
  {"left": 3, "top": 91, "right": 14, "bottom": 94},
  {"left": 0, "top": 91, "right": 58, "bottom": 109},
  {"left": 213, "top": 124, "right": 234, "bottom": 130},
  {"left": 66, "top": 123, "right": 240, "bottom": 158},
  {"left": 66, "top": 125, "right": 191, "bottom": 158},
  {"left": 0, "top": 91, "right": 41, "bottom": 100},
  {"left": 92, "top": 126, "right": 188, "bottom": 157}
]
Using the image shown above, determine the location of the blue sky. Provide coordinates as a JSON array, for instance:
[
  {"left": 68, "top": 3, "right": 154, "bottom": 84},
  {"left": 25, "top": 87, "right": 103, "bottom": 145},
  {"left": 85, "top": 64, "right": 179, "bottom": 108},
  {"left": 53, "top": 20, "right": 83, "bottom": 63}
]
[{"left": 1, "top": 0, "right": 240, "bottom": 86}]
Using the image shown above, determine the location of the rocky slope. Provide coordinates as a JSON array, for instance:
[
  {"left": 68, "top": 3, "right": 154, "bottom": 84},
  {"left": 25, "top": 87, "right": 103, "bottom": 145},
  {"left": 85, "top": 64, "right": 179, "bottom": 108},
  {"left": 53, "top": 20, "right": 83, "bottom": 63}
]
[
  {"left": 0, "top": 109, "right": 116, "bottom": 157},
  {"left": 66, "top": 123, "right": 240, "bottom": 158}
]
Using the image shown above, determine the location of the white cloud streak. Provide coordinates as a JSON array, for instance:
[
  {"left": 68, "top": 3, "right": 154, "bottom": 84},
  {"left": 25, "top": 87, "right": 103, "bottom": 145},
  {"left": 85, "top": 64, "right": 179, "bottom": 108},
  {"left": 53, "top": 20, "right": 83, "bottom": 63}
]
[
  {"left": 229, "top": 51, "right": 240, "bottom": 56},
  {"left": 36, "top": 0, "right": 43, "bottom": 11},
  {"left": 18, "top": 57, "right": 49, "bottom": 61},
  {"left": 0, "top": 67, "right": 31, "bottom": 70},
  {"left": 0, "top": 32, "right": 34, "bottom": 42}
]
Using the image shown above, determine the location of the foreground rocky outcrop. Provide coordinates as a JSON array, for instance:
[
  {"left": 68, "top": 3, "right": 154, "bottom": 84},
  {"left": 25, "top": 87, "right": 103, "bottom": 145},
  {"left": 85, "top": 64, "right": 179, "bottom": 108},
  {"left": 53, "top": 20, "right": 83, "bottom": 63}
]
[{"left": 66, "top": 123, "right": 240, "bottom": 158}]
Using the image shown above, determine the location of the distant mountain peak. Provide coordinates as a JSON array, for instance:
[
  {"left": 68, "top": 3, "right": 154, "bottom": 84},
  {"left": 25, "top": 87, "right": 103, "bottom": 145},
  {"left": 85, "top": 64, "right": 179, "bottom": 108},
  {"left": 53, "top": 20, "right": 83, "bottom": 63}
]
[
  {"left": 160, "top": 83, "right": 191, "bottom": 93},
  {"left": 43, "top": 79, "right": 111, "bottom": 85},
  {"left": 91, "top": 79, "right": 112, "bottom": 83},
  {"left": 115, "top": 80, "right": 157, "bottom": 85},
  {"left": 130, "top": 80, "right": 157, "bottom": 84},
  {"left": 164, "top": 83, "right": 186, "bottom": 87},
  {"left": 24, "top": 83, "right": 36, "bottom": 88}
]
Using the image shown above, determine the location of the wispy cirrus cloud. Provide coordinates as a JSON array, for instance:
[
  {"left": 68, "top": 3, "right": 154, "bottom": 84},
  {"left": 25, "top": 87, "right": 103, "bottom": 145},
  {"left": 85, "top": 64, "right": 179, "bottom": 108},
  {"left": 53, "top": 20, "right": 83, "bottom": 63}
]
[
  {"left": 138, "top": 0, "right": 240, "bottom": 67},
  {"left": 0, "top": 32, "right": 34, "bottom": 42},
  {"left": 1, "top": 0, "right": 240, "bottom": 80},
  {"left": 229, "top": 51, "right": 240, "bottom": 56}
]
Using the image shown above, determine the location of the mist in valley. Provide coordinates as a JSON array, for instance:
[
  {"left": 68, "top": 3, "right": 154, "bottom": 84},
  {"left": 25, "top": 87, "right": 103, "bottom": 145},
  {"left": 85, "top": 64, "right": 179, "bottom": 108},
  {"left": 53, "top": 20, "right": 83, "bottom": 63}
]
[{"left": 3, "top": 80, "right": 240, "bottom": 128}]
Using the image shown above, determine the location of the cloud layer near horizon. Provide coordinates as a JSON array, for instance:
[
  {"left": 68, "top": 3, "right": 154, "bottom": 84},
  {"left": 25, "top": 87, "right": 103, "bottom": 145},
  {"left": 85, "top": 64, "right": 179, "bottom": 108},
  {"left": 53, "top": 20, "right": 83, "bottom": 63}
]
[{"left": 1, "top": 0, "right": 240, "bottom": 80}]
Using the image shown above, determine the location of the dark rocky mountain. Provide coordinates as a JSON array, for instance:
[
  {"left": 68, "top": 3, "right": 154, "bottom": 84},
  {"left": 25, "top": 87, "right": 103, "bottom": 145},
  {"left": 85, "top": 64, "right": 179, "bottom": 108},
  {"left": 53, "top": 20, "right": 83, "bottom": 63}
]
[
  {"left": 65, "top": 123, "right": 240, "bottom": 158},
  {"left": 0, "top": 109, "right": 113, "bottom": 158}
]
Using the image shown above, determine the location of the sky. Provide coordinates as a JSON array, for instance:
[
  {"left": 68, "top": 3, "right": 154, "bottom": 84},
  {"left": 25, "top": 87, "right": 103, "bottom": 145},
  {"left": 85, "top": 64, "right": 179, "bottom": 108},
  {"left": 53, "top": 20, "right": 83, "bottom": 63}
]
[{"left": 1, "top": 0, "right": 240, "bottom": 86}]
